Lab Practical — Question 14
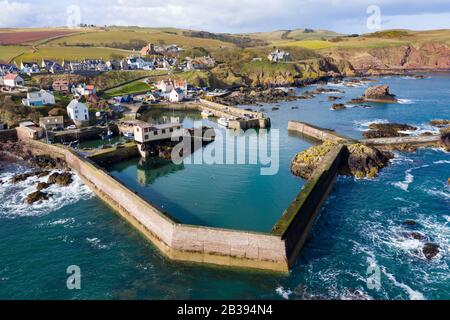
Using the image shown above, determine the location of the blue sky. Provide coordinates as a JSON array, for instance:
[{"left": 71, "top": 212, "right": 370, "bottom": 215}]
[{"left": 1, "top": 0, "right": 450, "bottom": 34}]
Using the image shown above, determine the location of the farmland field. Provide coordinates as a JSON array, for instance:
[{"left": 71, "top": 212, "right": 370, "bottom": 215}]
[
  {"left": 46, "top": 28, "right": 235, "bottom": 49},
  {"left": 0, "top": 30, "right": 78, "bottom": 45},
  {"left": 15, "top": 46, "right": 131, "bottom": 62},
  {"left": 0, "top": 46, "right": 29, "bottom": 63}
]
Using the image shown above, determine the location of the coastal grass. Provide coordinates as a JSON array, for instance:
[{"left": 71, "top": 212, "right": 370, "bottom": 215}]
[
  {"left": 278, "top": 40, "right": 336, "bottom": 50},
  {"left": 102, "top": 80, "right": 152, "bottom": 98}
]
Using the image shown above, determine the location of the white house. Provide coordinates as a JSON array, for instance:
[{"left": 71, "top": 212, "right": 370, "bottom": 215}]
[
  {"left": 22, "top": 90, "right": 55, "bottom": 107},
  {"left": 67, "top": 99, "right": 89, "bottom": 123},
  {"left": 134, "top": 121, "right": 183, "bottom": 144},
  {"left": 268, "top": 49, "right": 291, "bottom": 62},
  {"left": 2, "top": 74, "right": 24, "bottom": 87},
  {"left": 19, "top": 61, "right": 40, "bottom": 75},
  {"left": 71, "top": 83, "right": 96, "bottom": 97},
  {"left": 155, "top": 80, "right": 174, "bottom": 93},
  {"left": 169, "top": 88, "right": 185, "bottom": 102}
]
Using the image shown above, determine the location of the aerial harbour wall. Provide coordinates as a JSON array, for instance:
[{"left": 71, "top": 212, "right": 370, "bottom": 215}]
[
  {"left": 23, "top": 140, "right": 289, "bottom": 272},
  {"left": 288, "top": 121, "right": 351, "bottom": 143}
]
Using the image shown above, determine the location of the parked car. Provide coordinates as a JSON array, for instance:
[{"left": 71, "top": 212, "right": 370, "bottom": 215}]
[{"left": 66, "top": 125, "right": 77, "bottom": 130}]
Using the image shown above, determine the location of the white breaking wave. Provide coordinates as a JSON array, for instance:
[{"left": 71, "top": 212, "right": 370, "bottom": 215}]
[
  {"left": 354, "top": 119, "right": 390, "bottom": 132},
  {"left": 392, "top": 169, "right": 414, "bottom": 192},
  {"left": 382, "top": 268, "right": 426, "bottom": 300},
  {"left": 397, "top": 99, "right": 414, "bottom": 105},
  {"left": 275, "top": 286, "right": 292, "bottom": 300},
  {"left": 0, "top": 165, "right": 93, "bottom": 218}
]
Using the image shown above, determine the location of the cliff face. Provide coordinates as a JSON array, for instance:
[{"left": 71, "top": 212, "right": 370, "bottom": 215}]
[{"left": 327, "top": 42, "right": 450, "bottom": 71}]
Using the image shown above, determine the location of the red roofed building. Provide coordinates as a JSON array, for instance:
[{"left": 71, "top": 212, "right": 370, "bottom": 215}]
[{"left": 3, "top": 73, "right": 24, "bottom": 87}]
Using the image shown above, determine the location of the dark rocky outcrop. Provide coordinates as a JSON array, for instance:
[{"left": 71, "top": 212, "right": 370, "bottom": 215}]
[
  {"left": 363, "top": 123, "right": 417, "bottom": 139},
  {"left": 36, "top": 182, "right": 51, "bottom": 191},
  {"left": 25, "top": 191, "right": 52, "bottom": 204},
  {"left": 430, "top": 119, "right": 450, "bottom": 128},
  {"left": 331, "top": 103, "right": 346, "bottom": 110},
  {"left": 344, "top": 143, "right": 393, "bottom": 179},
  {"left": 10, "top": 170, "right": 50, "bottom": 184},
  {"left": 327, "top": 96, "right": 342, "bottom": 101},
  {"left": 362, "top": 85, "right": 397, "bottom": 103},
  {"left": 403, "top": 220, "right": 417, "bottom": 226},
  {"left": 213, "top": 87, "right": 297, "bottom": 106},
  {"left": 440, "top": 128, "right": 450, "bottom": 151},
  {"left": 291, "top": 141, "right": 392, "bottom": 180},
  {"left": 423, "top": 243, "right": 440, "bottom": 260},
  {"left": 47, "top": 172, "right": 73, "bottom": 186},
  {"left": 291, "top": 141, "right": 338, "bottom": 180},
  {"left": 28, "top": 155, "right": 67, "bottom": 170}
]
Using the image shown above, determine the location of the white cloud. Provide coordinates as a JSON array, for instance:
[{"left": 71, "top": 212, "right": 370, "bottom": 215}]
[{"left": 0, "top": 0, "right": 449, "bottom": 33}]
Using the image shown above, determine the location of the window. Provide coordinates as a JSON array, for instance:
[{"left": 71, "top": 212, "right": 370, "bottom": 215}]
[
  {"left": 170, "top": 128, "right": 173, "bottom": 133},
  {"left": 153, "top": 130, "right": 158, "bottom": 135},
  {"left": 162, "top": 129, "right": 166, "bottom": 134},
  {"left": 144, "top": 135, "right": 149, "bottom": 140}
]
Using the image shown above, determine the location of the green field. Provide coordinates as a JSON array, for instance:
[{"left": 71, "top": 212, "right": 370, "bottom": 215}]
[
  {"left": 103, "top": 80, "right": 152, "bottom": 98},
  {"left": 0, "top": 46, "right": 29, "bottom": 63}
]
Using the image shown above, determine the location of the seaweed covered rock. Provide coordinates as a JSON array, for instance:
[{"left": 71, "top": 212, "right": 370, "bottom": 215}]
[
  {"left": 430, "top": 119, "right": 450, "bottom": 128},
  {"left": 25, "top": 191, "right": 52, "bottom": 204},
  {"left": 290, "top": 141, "right": 338, "bottom": 179},
  {"left": 47, "top": 172, "right": 73, "bottom": 186},
  {"left": 28, "top": 155, "right": 67, "bottom": 170},
  {"left": 440, "top": 128, "right": 450, "bottom": 151},
  {"left": 344, "top": 143, "right": 393, "bottom": 179},
  {"left": 363, "top": 123, "right": 417, "bottom": 139},
  {"left": 423, "top": 243, "right": 440, "bottom": 260},
  {"left": 331, "top": 103, "right": 346, "bottom": 110},
  {"left": 362, "top": 85, "right": 397, "bottom": 102}
]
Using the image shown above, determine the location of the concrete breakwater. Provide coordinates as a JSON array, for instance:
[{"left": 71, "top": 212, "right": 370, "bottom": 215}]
[
  {"left": 21, "top": 138, "right": 344, "bottom": 272},
  {"left": 288, "top": 121, "right": 353, "bottom": 143}
]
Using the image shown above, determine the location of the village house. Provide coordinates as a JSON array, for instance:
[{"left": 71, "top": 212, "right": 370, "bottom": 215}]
[
  {"left": 16, "top": 121, "right": 44, "bottom": 141},
  {"left": 52, "top": 80, "right": 70, "bottom": 93},
  {"left": 268, "top": 48, "right": 291, "bottom": 62},
  {"left": 71, "top": 83, "right": 96, "bottom": 97},
  {"left": 41, "top": 59, "right": 63, "bottom": 74},
  {"left": 140, "top": 43, "right": 157, "bottom": 56},
  {"left": 143, "top": 92, "right": 161, "bottom": 103},
  {"left": 67, "top": 99, "right": 89, "bottom": 123},
  {"left": 39, "top": 116, "right": 64, "bottom": 130},
  {"left": 22, "top": 90, "right": 55, "bottom": 107},
  {"left": 169, "top": 88, "right": 185, "bottom": 102},
  {"left": 155, "top": 79, "right": 187, "bottom": 93},
  {"left": 127, "top": 56, "right": 154, "bottom": 70},
  {"left": 19, "top": 61, "right": 40, "bottom": 75},
  {"left": 106, "top": 59, "right": 129, "bottom": 70},
  {"left": 185, "top": 56, "right": 215, "bottom": 71},
  {"left": 2, "top": 73, "right": 24, "bottom": 87},
  {"left": 0, "top": 63, "right": 19, "bottom": 74}
]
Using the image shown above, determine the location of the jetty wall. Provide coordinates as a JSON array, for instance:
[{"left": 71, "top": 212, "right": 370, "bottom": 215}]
[
  {"left": 272, "top": 144, "right": 347, "bottom": 267},
  {"left": 288, "top": 121, "right": 350, "bottom": 143},
  {"left": 360, "top": 135, "right": 441, "bottom": 147}
]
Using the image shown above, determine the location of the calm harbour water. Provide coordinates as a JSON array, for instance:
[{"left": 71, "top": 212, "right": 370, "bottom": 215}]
[{"left": 0, "top": 73, "right": 449, "bottom": 299}]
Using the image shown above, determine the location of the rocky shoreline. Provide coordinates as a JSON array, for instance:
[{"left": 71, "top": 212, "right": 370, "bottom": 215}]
[{"left": 0, "top": 141, "right": 74, "bottom": 205}]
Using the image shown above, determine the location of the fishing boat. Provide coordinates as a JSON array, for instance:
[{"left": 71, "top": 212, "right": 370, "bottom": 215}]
[
  {"left": 201, "top": 110, "right": 214, "bottom": 118},
  {"left": 100, "top": 128, "right": 114, "bottom": 140},
  {"left": 218, "top": 117, "right": 229, "bottom": 128}
]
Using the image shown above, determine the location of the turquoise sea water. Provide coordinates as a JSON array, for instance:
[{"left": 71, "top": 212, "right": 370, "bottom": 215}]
[{"left": 0, "top": 73, "right": 448, "bottom": 299}]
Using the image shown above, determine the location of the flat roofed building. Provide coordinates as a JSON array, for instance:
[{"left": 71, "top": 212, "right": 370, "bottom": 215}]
[{"left": 134, "top": 122, "right": 183, "bottom": 144}]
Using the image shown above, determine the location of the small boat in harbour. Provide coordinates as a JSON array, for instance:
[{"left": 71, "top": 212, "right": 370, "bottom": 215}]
[
  {"left": 218, "top": 117, "right": 229, "bottom": 128},
  {"left": 201, "top": 110, "right": 214, "bottom": 118}
]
